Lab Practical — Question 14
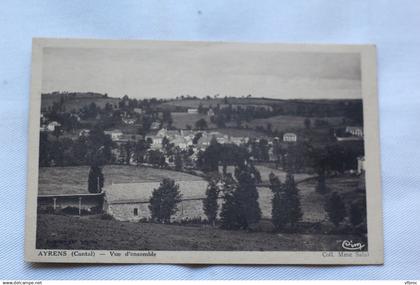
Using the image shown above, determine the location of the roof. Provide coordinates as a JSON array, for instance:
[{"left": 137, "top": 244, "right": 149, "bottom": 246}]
[{"left": 104, "top": 180, "right": 208, "bottom": 204}]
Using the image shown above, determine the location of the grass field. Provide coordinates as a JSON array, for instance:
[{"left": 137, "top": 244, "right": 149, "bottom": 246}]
[
  {"left": 38, "top": 165, "right": 204, "bottom": 195},
  {"left": 248, "top": 115, "right": 344, "bottom": 132},
  {"left": 160, "top": 98, "right": 271, "bottom": 109},
  {"left": 171, "top": 112, "right": 216, "bottom": 129},
  {"left": 36, "top": 214, "right": 359, "bottom": 251}
]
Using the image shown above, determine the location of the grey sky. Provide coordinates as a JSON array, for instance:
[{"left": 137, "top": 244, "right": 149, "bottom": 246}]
[{"left": 42, "top": 42, "right": 361, "bottom": 99}]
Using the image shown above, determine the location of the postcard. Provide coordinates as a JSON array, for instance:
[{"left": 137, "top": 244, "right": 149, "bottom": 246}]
[{"left": 25, "top": 38, "right": 383, "bottom": 264}]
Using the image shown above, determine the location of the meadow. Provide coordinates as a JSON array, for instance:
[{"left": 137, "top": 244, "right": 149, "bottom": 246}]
[
  {"left": 171, "top": 112, "right": 216, "bottom": 129},
  {"left": 38, "top": 165, "right": 204, "bottom": 195},
  {"left": 36, "top": 213, "right": 359, "bottom": 251},
  {"left": 247, "top": 115, "right": 344, "bottom": 132}
]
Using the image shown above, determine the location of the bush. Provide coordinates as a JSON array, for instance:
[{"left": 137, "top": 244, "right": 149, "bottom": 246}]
[
  {"left": 100, "top": 213, "right": 114, "bottom": 220},
  {"left": 60, "top": 206, "right": 89, "bottom": 215}
]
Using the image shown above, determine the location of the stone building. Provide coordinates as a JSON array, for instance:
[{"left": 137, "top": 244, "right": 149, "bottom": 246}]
[{"left": 103, "top": 180, "right": 214, "bottom": 222}]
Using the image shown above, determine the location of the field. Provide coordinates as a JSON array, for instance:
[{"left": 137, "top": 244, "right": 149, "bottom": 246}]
[
  {"left": 220, "top": 164, "right": 312, "bottom": 184},
  {"left": 38, "top": 165, "right": 204, "bottom": 195},
  {"left": 171, "top": 112, "right": 216, "bottom": 129},
  {"left": 161, "top": 98, "right": 282, "bottom": 109},
  {"left": 42, "top": 94, "right": 120, "bottom": 112},
  {"left": 248, "top": 115, "right": 344, "bottom": 132},
  {"left": 36, "top": 214, "right": 360, "bottom": 251},
  {"left": 299, "top": 174, "right": 366, "bottom": 206}
]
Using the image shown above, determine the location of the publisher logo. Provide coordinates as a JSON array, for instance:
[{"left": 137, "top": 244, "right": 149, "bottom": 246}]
[{"left": 341, "top": 240, "right": 366, "bottom": 251}]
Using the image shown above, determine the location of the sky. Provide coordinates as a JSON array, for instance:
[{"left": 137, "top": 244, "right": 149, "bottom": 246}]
[{"left": 41, "top": 42, "right": 362, "bottom": 100}]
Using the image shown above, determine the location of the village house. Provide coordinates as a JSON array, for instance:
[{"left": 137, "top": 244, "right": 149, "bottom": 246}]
[
  {"left": 146, "top": 135, "right": 163, "bottom": 149},
  {"left": 133, "top": 108, "right": 143, "bottom": 115},
  {"left": 40, "top": 125, "right": 49, "bottom": 132},
  {"left": 104, "top": 129, "right": 124, "bottom": 141},
  {"left": 47, "top": 121, "right": 61, "bottom": 132},
  {"left": 346, "top": 126, "right": 364, "bottom": 137},
  {"left": 79, "top": 129, "right": 90, "bottom": 137},
  {"left": 187, "top": 108, "right": 198, "bottom": 114},
  {"left": 283, "top": 132, "right": 297, "bottom": 142},
  {"left": 207, "top": 108, "right": 215, "bottom": 117},
  {"left": 229, "top": 136, "right": 247, "bottom": 146},
  {"left": 150, "top": 121, "right": 161, "bottom": 130},
  {"left": 122, "top": 117, "right": 136, "bottom": 125}
]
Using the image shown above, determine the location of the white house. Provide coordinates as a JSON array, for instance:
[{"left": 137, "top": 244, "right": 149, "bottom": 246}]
[
  {"left": 346, "top": 126, "right": 364, "bottom": 137},
  {"left": 47, "top": 121, "right": 61, "bottom": 132},
  {"left": 150, "top": 121, "right": 161, "bottom": 130},
  {"left": 146, "top": 135, "right": 163, "bottom": 149},
  {"left": 187, "top": 108, "right": 198, "bottom": 114},
  {"left": 207, "top": 108, "right": 215, "bottom": 117},
  {"left": 283, "top": 133, "right": 297, "bottom": 142},
  {"left": 122, "top": 117, "right": 136, "bottom": 125},
  {"left": 79, "top": 129, "right": 90, "bottom": 137}
]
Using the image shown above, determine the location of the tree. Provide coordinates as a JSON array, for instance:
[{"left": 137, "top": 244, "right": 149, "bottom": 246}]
[
  {"left": 316, "top": 171, "right": 328, "bottom": 194},
  {"left": 198, "top": 103, "right": 204, "bottom": 114},
  {"left": 258, "top": 139, "right": 270, "bottom": 161},
  {"left": 52, "top": 126, "right": 62, "bottom": 141},
  {"left": 192, "top": 132, "right": 202, "bottom": 144},
  {"left": 304, "top": 118, "right": 311, "bottom": 129},
  {"left": 219, "top": 191, "right": 239, "bottom": 229},
  {"left": 195, "top": 118, "right": 208, "bottom": 130},
  {"left": 237, "top": 167, "right": 261, "bottom": 228},
  {"left": 203, "top": 180, "right": 219, "bottom": 226},
  {"left": 197, "top": 138, "right": 221, "bottom": 173},
  {"left": 284, "top": 173, "right": 303, "bottom": 227},
  {"left": 39, "top": 132, "right": 51, "bottom": 166},
  {"left": 88, "top": 165, "right": 104, "bottom": 193},
  {"left": 221, "top": 166, "right": 261, "bottom": 229},
  {"left": 174, "top": 152, "right": 183, "bottom": 171},
  {"left": 162, "top": 111, "right": 173, "bottom": 127},
  {"left": 269, "top": 173, "right": 289, "bottom": 230},
  {"left": 149, "top": 178, "right": 182, "bottom": 223},
  {"left": 325, "top": 192, "right": 347, "bottom": 227},
  {"left": 349, "top": 202, "right": 366, "bottom": 228}
]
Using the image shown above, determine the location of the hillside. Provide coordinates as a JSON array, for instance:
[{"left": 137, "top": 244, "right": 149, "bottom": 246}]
[{"left": 41, "top": 92, "right": 120, "bottom": 112}]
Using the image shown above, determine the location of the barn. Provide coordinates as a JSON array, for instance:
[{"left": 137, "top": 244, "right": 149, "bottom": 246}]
[{"left": 103, "top": 180, "right": 218, "bottom": 222}]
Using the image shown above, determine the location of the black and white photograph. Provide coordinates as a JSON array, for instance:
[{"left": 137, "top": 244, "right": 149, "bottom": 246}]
[{"left": 25, "top": 39, "right": 382, "bottom": 264}]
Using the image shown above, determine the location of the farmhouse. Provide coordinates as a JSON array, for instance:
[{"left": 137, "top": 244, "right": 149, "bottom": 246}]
[
  {"left": 283, "top": 132, "right": 297, "bottom": 142},
  {"left": 103, "top": 180, "right": 214, "bottom": 222}
]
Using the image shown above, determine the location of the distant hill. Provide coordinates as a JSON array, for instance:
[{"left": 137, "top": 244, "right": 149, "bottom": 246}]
[
  {"left": 41, "top": 92, "right": 120, "bottom": 112},
  {"left": 158, "top": 97, "right": 363, "bottom": 119}
]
